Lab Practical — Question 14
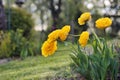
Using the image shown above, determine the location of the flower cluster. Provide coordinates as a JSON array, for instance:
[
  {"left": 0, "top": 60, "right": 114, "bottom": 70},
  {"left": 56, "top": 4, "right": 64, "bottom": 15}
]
[
  {"left": 41, "top": 25, "right": 70, "bottom": 57},
  {"left": 73, "top": 13, "right": 115, "bottom": 80},
  {"left": 78, "top": 13, "right": 112, "bottom": 46},
  {"left": 41, "top": 12, "right": 112, "bottom": 57}
]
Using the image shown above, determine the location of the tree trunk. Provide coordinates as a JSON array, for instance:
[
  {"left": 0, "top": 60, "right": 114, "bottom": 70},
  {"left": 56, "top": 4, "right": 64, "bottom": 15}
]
[
  {"left": 0, "top": 0, "right": 6, "bottom": 30},
  {"left": 49, "top": 0, "right": 62, "bottom": 31}
]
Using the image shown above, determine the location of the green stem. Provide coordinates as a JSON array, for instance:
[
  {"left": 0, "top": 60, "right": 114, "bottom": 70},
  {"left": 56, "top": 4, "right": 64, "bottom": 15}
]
[
  {"left": 92, "top": 30, "right": 101, "bottom": 45},
  {"left": 88, "top": 24, "right": 101, "bottom": 45},
  {"left": 90, "top": 27, "right": 103, "bottom": 52}
]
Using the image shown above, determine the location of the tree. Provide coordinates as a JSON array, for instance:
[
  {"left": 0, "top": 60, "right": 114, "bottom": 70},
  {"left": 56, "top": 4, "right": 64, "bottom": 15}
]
[
  {"left": 0, "top": 0, "right": 6, "bottom": 30},
  {"left": 22, "top": 0, "right": 89, "bottom": 32},
  {"left": 26, "top": 0, "right": 62, "bottom": 31},
  {"left": 49, "top": 0, "right": 62, "bottom": 30}
]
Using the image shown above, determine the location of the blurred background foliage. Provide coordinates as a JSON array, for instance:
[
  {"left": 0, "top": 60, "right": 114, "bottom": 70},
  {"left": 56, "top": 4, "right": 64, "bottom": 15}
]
[
  {"left": 3, "top": 0, "right": 120, "bottom": 35},
  {"left": 5, "top": 7, "right": 34, "bottom": 38},
  {"left": 0, "top": 0, "right": 119, "bottom": 58}
]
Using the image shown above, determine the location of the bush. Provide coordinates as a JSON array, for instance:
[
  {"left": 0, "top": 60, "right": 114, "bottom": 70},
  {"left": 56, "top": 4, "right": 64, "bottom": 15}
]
[
  {"left": 10, "top": 29, "right": 34, "bottom": 58},
  {"left": 5, "top": 7, "right": 34, "bottom": 38},
  {"left": 0, "top": 29, "right": 35, "bottom": 59},
  {"left": 10, "top": 29, "right": 26, "bottom": 57},
  {"left": 0, "top": 31, "right": 12, "bottom": 58},
  {"left": 4, "top": 7, "right": 36, "bottom": 59}
]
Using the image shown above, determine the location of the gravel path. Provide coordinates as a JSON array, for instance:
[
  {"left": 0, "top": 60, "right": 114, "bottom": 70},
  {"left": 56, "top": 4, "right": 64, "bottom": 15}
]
[{"left": 0, "top": 58, "right": 11, "bottom": 64}]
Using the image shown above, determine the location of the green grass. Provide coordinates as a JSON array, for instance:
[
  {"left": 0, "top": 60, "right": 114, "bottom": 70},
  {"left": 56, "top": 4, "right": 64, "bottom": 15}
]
[
  {"left": 0, "top": 43, "right": 72, "bottom": 80},
  {"left": 0, "top": 38, "right": 119, "bottom": 80}
]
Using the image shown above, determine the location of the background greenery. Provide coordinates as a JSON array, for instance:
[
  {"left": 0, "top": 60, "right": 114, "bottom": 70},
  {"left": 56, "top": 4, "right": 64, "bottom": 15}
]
[
  {"left": 5, "top": 7, "right": 34, "bottom": 38},
  {"left": 0, "top": 7, "right": 38, "bottom": 58}
]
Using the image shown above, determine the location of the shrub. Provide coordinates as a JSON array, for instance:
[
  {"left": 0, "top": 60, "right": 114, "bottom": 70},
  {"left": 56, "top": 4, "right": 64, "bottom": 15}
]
[
  {"left": 5, "top": 7, "right": 34, "bottom": 38},
  {"left": 10, "top": 29, "right": 34, "bottom": 58},
  {"left": 0, "top": 29, "right": 35, "bottom": 59},
  {"left": 10, "top": 29, "right": 26, "bottom": 57},
  {"left": 0, "top": 31, "right": 12, "bottom": 58},
  {"left": 4, "top": 7, "right": 36, "bottom": 59}
]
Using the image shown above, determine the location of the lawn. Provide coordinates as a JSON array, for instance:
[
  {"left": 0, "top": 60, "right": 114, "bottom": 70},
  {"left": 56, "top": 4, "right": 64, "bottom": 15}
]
[
  {"left": 0, "top": 43, "right": 72, "bottom": 80},
  {"left": 0, "top": 38, "right": 119, "bottom": 80}
]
